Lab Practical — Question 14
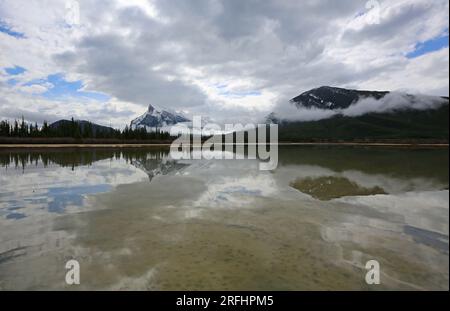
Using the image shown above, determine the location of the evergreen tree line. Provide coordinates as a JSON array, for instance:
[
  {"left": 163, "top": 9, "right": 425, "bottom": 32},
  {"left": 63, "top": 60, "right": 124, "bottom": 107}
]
[
  {"left": 0, "top": 117, "right": 173, "bottom": 140},
  {"left": 0, "top": 148, "right": 171, "bottom": 170}
]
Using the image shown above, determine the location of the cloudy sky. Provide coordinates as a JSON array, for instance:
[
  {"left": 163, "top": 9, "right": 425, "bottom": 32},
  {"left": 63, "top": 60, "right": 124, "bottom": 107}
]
[{"left": 0, "top": 0, "right": 448, "bottom": 128}]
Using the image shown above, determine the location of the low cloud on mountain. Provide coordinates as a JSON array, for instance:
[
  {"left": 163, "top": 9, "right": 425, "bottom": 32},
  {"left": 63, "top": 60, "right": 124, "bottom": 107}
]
[{"left": 273, "top": 92, "right": 448, "bottom": 123}]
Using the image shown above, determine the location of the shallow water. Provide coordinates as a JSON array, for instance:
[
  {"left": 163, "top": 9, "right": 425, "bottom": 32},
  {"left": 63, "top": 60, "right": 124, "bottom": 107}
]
[{"left": 0, "top": 146, "right": 448, "bottom": 290}]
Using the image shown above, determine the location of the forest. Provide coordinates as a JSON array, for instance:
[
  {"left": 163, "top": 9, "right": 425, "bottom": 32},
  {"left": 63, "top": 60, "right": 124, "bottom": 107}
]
[{"left": 0, "top": 117, "right": 173, "bottom": 141}]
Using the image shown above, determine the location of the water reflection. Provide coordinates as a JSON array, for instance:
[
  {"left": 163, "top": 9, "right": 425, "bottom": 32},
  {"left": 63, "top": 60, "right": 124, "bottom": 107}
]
[
  {"left": 0, "top": 148, "right": 159, "bottom": 220},
  {"left": 130, "top": 156, "right": 190, "bottom": 182},
  {"left": 0, "top": 146, "right": 448, "bottom": 290}
]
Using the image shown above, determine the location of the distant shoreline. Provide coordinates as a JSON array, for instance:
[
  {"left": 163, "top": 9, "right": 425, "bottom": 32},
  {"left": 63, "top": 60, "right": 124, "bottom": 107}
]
[{"left": 0, "top": 142, "right": 448, "bottom": 148}]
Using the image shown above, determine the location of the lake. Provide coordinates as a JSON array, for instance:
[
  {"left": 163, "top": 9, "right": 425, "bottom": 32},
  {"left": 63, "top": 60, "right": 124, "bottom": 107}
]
[{"left": 0, "top": 146, "right": 448, "bottom": 290}]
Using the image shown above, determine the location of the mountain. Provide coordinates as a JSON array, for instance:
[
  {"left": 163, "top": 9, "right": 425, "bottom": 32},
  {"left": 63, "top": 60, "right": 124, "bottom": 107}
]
[
  {"left": 130, "top": 156, "right": 190, "bottom": 182},
  {"left": 276, "top": 106, "right": 449, "bottom": 141},
  {"left": 49, "top": 119, "right": 114, "bottom": 135},
  {"left": 130, "top": 104, "right": 190, "bottom": 131},
  {"left": 290, "top": 86, "right": 389, "bottom": 109},
  {"left": 272, "top": 86, "right": 449, "bottom": 142}
]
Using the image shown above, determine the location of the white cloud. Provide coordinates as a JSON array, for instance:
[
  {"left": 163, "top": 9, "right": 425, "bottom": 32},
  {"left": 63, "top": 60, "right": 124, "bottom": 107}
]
[
  {"left": 18, "top": 84, "right": 49, "bottom": 94},
  {"left": 0, "top": 0, "right": 448, "bottom": 127},
  {"left": 272, "top": 91, "right": 447, "bottom": 123},
  {"left": 342, "top": 92, "right": 447, "bottom": 117}
]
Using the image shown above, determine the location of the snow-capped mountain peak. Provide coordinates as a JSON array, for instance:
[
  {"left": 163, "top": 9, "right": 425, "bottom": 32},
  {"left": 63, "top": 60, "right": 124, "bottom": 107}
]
[
  {"left": 290, "top": 86, "right": 388, "bottom": 110},
  {"left": 130, "top": 104, "right": 191, "bottom": 131}
]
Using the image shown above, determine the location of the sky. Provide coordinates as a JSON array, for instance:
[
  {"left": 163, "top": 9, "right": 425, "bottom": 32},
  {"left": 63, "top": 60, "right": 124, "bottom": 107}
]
[{"left": 0, "top": 0, "right": 449, "bottom": 128}]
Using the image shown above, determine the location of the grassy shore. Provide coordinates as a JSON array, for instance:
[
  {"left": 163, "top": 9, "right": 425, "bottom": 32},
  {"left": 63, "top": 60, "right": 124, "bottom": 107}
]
[
  {"left": 0, "top": 136, "right": 448, "bottom": 148},
  {"left": 1, "top": 143, "right": 448, "bottom": 148},
  {"left": 0, "top": 137, "right": 174, "bottom": 145}
]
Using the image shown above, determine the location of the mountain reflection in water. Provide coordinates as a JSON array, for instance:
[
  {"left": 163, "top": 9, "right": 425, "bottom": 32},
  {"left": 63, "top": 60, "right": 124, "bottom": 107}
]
[{"left": 0, "top": 146, "right": 448, "bottom": 290}]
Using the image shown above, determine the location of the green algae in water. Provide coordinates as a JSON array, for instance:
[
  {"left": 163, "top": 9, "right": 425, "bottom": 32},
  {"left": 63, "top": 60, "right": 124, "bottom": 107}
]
[{"left": 290, "top": 176, "right": 387, "bottom": 200}]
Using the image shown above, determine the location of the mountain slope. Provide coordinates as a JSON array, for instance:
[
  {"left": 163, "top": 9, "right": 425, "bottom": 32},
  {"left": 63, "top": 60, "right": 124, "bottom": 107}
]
[
  {"left": 49, "top": 119, "right": 114, "bottom": 135},
  {"left": 291, "top": 86, "right": 390, "bottom": 110},
  {"left": 131, "top": 104, "right": 190, "bottom": 131},
  {"left": 274, "top": 86, "right": 449, "bottom": 142},
  {"left": 277, "top": 105, "right": 449, "bottom": 141}
]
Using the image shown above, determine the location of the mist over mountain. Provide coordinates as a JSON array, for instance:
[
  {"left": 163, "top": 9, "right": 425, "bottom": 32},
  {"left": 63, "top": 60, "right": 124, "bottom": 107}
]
[
  {"left": 270, "top": 86, "right": 448, "bottom": 123},
  {"left": 269, "top": 86, "right": 449, "bottom": 142},
  {"left": 43, "top": 86, "right": 449, "bottom": 142}
]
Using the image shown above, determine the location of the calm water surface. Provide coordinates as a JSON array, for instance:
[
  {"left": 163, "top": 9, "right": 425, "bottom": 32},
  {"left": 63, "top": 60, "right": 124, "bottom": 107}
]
[{"left": 0, "top": 146, "right": 448, "bottom": 290}]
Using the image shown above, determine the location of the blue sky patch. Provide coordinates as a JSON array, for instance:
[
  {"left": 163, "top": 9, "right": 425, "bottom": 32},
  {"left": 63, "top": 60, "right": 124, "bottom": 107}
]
[
  {"left": 47, "top": 184, "right": 112, "bottom": 213},
  {"left": 214, "top": 84, "right": 262, "bottom": 98},
  {"left": 7, "top": 78, "right": 18, "bottom": 86},
  {"left": 218, "top": 89, "right": 262, "bottom": 98},
  {"left": 25, "top": 73, "right": 110, "bottom": 102},
  {"left": 0, "top": 20, "right": 25, "bottom": 38},
  {"left": 5, "top": 65, "right": 26, "bottom": 75},
  {"left": 407, "top": 34, "right": 449, "bottom": 58}
]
